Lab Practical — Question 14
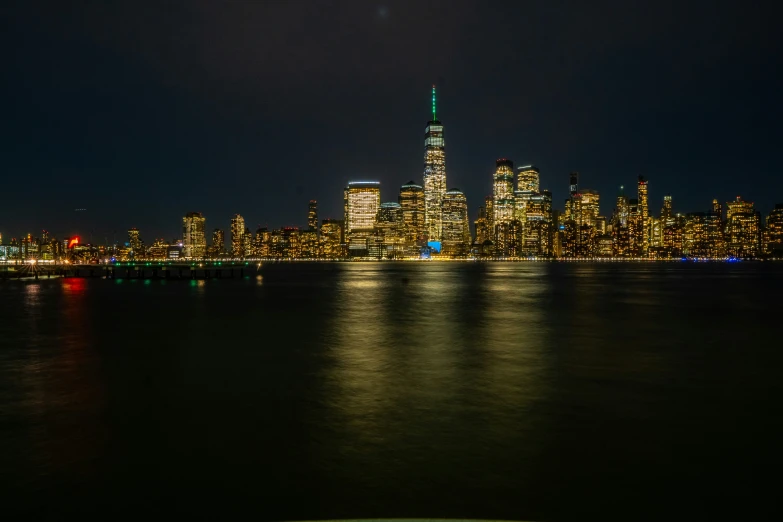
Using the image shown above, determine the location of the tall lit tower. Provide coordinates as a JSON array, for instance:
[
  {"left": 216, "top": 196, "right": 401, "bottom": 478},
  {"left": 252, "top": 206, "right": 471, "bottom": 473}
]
[
  {"left": 638, "top": 176, "right": 649, "bottom": 255},
  {"left": 493, "top": 158, "right": 515, "bottom": 224},
  {"left": 231, "top": 214, "right": 245, "bottom": 257},
  {"left": 182, "top": 212, "right": 206, "bottom": 259},
  {"left": 423, "top": 85, "right": 446, "bottom": 242},
  {"left": 128, "top": 227, "right": 142, "bottom": 255},
  {"left": 308, "top": 200, "right": 318, "bottom": 232},
  {"left": 661, "top": 195, "right": 673, "bottom": 226}
]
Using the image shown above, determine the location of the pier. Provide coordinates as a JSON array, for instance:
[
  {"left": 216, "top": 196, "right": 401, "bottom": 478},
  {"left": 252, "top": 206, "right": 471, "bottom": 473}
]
[{"left": 0, "top": 261, "right": 256, "bottom": 281}]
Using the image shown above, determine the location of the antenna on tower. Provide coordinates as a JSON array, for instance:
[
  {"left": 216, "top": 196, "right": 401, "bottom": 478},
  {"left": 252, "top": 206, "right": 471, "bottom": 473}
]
[{"left": 432, "top": 84, "right": 436, "bottom": 121}]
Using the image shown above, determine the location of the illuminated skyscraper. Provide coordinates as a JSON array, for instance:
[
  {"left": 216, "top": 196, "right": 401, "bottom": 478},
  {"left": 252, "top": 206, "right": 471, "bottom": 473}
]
[
  {"left": 638, "top": 176, "right": 649, "bottom": 256},
  {"left": 128, "top": 227, "right": 142, "bottom": 257},
  {"left": 255, "top": 227, "right": 270, "bottom": 258},
  {"left": 208, "top": 229, "right": 224, "bottom": 258},
  {"left": 182, "top": 212, "right": 206, "bottom": 259},
  {"left": 399, "top": 181, "right": 425, "bottom": 245},
  {"left": 766, "top": 204, "right": 783, "bottom": 255},
  {"left": 580, "top": 189, "right": 600, "bottom": 228},
  {"left": 374, "top": 202, "right": 405, "bottom": 258},
  {"left": 523, "top": 190, "right": 554, "bottom": 256},
  {"left": 308, "top": 200, "right": 318, "bottom": 232},
  {"left": 321, "top": 219, "right": 345, "bottom": 259},
  {"left": 231, "top": 214, "right": 245, "bottom": 257},
  {"left": 441, "top": 188, "right": 470, "bottom": 256},
  {"left": 725, "top": 196, "right": 760, "bottom": 258},
  {"left": 517, "top": 165, "right": 540, "bottom": 192},
  {"left": 344, "top": 181, "right": 381, "bottom": 256},
  {"left": 243, "top": 227, "right": 253, "bottom": 257},
  {"left": 423, "top": 85, "right": 446, "bottom": 241},
  {"left": 493, "top": 159, "right": 515, "bottom": 225},
  {"left": 661, "top": 195, "right": 673, "bottom": 226}
]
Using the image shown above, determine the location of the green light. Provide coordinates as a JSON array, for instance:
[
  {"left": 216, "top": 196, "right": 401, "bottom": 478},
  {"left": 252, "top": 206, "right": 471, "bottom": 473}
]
[{"left": 431, "top": 84, "right": 436, "bottom": 120}]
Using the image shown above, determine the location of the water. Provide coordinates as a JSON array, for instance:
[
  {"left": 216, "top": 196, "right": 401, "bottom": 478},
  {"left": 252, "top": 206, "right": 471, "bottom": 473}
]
[{"left": 1, "top": 263, "right": 781, "bottom": 520}]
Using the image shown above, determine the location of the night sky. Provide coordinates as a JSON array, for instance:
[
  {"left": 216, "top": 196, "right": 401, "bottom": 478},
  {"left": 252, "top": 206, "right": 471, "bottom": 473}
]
[{"left": 3, "top": 0, "right": 782, "bottom": 243}]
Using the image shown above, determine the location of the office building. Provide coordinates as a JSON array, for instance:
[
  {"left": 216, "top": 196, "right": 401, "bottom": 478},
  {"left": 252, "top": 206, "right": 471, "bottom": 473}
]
[
  {"left": 441, "top": 188, "right": 470, "bottom": 256},
  {"left": 231, "top": 214, "right": 245, "bottom": 257},
  {"left": 321, "top": 219, "right": 345, "bottom": 259},
  {"left": 182, "top": 212, "right": 206, "bottom": 259},
  {"left": 399, "top": 181, "right": 425, "bottom": 245},
  {"left": 493, "top": 158, "right": 515, "bottom": 225},
  {"left": 344, "top": 181, "right": 381, "bottom": 256},
  {"left": 517, "top": 165, "right": 540, "bottom": 192},
  {"left": 423, "top": 85, "right": 446, "bottom": 241},
  {"left": 308, "top": 200, "right": 318, "bottom": 232},
  {"left": 637, "top": 176, "right": 649, "bottom": 256}
]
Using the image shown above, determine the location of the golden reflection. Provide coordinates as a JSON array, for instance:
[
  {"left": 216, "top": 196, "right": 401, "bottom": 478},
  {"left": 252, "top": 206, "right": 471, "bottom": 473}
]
[{"left": 324, "top": 263, "right": 553, "bottom": 456}]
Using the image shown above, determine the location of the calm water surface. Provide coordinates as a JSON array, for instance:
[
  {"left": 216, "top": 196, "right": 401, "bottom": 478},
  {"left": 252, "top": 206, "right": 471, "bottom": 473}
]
[{"left": 1, "top": 263, "right": 781, "bottom": 520}]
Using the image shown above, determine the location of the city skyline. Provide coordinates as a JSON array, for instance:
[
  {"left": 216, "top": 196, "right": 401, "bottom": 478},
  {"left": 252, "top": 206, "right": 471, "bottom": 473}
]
[{"left": 3, "top": 2, "right": 782, "bottom": 240}]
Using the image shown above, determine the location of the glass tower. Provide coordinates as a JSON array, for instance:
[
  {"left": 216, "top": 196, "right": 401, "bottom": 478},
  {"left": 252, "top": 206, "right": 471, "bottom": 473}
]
[
  {"left": 493, "top": 158, "right": 515, "bottom": 225},
  {"left": 182, "top": 212, "right": 206, "bottom": 259},
  {"left": 423, "top": 85, "right": 446, "bottom": 242}
]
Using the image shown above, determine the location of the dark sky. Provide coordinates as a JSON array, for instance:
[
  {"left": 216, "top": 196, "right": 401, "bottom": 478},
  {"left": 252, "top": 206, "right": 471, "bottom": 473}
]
[{"left": 2, "top": 0, "right": 781, "bottom": 242}]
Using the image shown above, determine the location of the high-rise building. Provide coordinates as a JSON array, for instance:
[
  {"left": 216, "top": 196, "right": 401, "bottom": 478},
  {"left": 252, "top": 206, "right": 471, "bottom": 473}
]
[
  {"left": 209, "top": 228, "right": 224, "bottom": 258},
  {"left": 321, "top": 219, "right": 345, "bottom": 259},
  {"left": 517, "top": 165, "right": 540, "bottom": 192},
  {"left": 128, "top": 227, "right": 142, "bottom": 257},
  {"left": 423, "top": 85, "right": 446, "bottom": 241},
  {"left": 493, "top": 158, "right": 515, "bottom": 226},
  {"left": 308, "top": 200, "right": 318, "bottom": 233},
  {"left": 255, "top": 227, "right": 270, "bottom": 258},
  {"left": 474, "top": 203, "right": 490, "bottom": 245},
  {"left": 441, "top": 188, "right": 470, "bottom": 256},
  {"left": 182, "top": 212, "right": 206, "bottom": 259},
  {"left": 638, "top": 176, "right": 649, "bottom": 256},
  {"left": 373, "top": 202, "right": 405, "bottom": 258},
  {"left": 766, "top": 204, "right": 783, "bottom": 255},
  {"left": 661, "top": 195, "right": 674, "bottom": 226},
  {"left": 580, "top": 189, "right": 600, "bottom": 228},
  {"left": 231, "top": 214, "right": 245, "bottom": 258},
  {"left": 523, "top": 190, "right": 554, "bottom": 256},
  {"left": 243, "top": 227, "right": 253, "bottom": 257},
  {"left": 399, "top": 181, "right": 425, "bottom": 245},
  {"left": 725, "top": 196, "right": 759, "bottom": 258},
  {"left": 344, "top": 181, "right": 381, "bottom": 256}
]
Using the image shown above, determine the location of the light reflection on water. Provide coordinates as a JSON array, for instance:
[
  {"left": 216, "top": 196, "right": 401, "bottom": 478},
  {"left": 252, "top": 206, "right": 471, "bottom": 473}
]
[{"left": 1, "top": 263, "right": 782, "bottom": 521}]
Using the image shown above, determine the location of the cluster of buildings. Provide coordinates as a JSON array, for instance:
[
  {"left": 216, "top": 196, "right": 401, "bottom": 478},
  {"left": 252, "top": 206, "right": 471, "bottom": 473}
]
[{"left": 3, "top": 87, "right": 783, "bottom": 262}]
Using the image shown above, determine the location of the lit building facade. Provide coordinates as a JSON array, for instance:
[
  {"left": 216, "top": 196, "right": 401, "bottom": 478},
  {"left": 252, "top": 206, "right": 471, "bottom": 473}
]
[
  {"left": 493, "top": 159, "right": 515, "bottom": 226},
  {"left": 423, "top": 86, "right": 446, "bottom": 241},
  {"left": 182, "top": 211, "right": 206, "bottom": 259},
  {"left": 637, "top": 176, "right": 649, "bottom": 256},
  {"left": 725, "top": 196, "right": 760, "bottom": 258},
  {"left": 344, "top": 181, "right": 381, "bottom": 256},
  {"left": 308, "top": 200, "right": 318, "bottom": 232},
  {"left": 128, "top": 228, "right": 142, "bottom": 257},
  {"left": 208, "top": 228, "right": 224, "bottom": 258},
  {"left": 441, "top": 188, "right": 470, "bottom": 256},
  {"left": 231, "top": 214, "right": 245, "bottom": 258},
  {"left": 321, "top": 219, "right": 345, "bottom": 259},
  {"left": 373, "top": 202, "right": 405, "bottom": 258},
  {"left": 399, "top": 181, "right": 425, "bottom": 246},
  {"left": 766, "top": 204, "right": 783, "bottom": 255},
  {"left": 517, "top": 165, "right": 540, "bottom": 192}
]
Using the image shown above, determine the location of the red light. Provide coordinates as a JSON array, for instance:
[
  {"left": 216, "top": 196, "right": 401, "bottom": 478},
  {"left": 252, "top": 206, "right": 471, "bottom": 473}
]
[{"left": 68, "top": 237, "right": 80, "bottom": 248}]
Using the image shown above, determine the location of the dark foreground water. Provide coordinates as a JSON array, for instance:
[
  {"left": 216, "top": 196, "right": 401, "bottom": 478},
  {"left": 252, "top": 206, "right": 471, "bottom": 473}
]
[{"left": 1, "top": 262, "right": 781, "bottom": 520}]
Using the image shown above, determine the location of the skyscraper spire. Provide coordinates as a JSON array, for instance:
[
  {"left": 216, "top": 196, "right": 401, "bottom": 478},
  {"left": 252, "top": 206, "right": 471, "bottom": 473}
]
[
  {"left": 423, "top": 86, "right": 446, "bottom": 242},
  {"left": 432, "top": 84, "right": 436, "bottom": 121}
]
